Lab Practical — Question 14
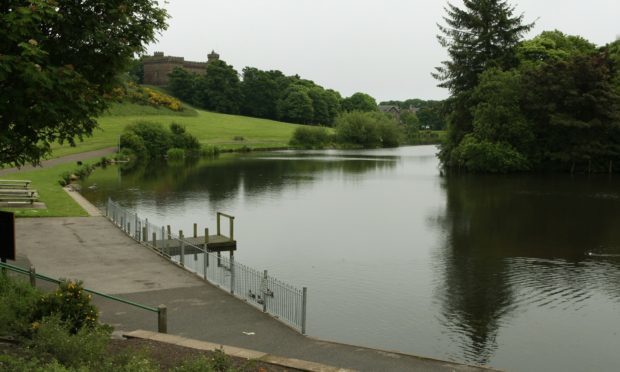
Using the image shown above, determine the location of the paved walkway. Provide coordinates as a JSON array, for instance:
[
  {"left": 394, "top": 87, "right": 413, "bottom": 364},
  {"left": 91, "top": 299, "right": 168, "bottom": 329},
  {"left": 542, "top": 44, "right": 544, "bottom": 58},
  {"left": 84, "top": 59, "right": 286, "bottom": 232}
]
[
  {"left": 14, "top": 216, "right": 492, "bottom": 371},
  {"left": 0, "top": 147, "right": 117, "bottom": 176}
]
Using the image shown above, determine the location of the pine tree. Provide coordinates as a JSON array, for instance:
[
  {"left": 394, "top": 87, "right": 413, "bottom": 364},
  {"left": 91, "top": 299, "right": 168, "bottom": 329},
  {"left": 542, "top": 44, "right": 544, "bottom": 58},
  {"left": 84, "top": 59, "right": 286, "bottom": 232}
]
[
  {"left": 433, "top": 0, "right": 534, "bottom": 95},
  {"left": 434, "top": 0, "right": 533, "bottom": 168}
]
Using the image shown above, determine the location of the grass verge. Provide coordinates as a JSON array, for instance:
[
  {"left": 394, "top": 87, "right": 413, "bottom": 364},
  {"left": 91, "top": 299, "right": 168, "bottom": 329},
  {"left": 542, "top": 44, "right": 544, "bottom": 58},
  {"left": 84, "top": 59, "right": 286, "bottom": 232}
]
[{"left": 0, "top": 162, "right": 95, "bottom": 218}]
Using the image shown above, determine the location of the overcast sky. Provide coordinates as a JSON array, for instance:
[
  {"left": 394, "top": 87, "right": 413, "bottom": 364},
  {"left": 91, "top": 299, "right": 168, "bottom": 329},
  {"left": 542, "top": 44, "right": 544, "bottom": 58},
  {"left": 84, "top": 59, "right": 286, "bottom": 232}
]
[{"left": 147, "top": 0, "right": 620, "bottom": 102}]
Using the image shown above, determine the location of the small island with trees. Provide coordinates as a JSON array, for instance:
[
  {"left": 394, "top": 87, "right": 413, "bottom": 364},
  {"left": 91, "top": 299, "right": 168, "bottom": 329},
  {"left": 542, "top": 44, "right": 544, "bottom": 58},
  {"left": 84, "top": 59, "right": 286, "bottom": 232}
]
[{"left": 434, "top": 1, "right": 620, "bottom": 173}]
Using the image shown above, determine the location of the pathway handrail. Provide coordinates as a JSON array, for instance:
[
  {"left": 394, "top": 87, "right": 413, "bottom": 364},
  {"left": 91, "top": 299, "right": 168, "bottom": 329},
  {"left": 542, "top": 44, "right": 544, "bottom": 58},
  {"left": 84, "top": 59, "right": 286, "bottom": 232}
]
[
  {"left": 106, "top": 198, "right": 308, "bottom": 334},
  {"left": 0, "top": 261, "right": 165, "bottom": 331}
]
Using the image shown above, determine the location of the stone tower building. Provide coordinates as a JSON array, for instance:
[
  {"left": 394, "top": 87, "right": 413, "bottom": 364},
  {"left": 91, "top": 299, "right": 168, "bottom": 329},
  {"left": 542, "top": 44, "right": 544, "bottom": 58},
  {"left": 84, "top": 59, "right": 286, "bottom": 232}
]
[{"left": 142, "top": 50, "right": 220, "bottom": 86}]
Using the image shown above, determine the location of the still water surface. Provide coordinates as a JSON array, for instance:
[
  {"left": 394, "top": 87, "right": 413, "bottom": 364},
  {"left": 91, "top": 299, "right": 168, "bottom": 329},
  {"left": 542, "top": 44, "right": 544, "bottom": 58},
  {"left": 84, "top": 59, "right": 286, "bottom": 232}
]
[{"left": 82, "top": 146, "right": 620, "bottom": 371}]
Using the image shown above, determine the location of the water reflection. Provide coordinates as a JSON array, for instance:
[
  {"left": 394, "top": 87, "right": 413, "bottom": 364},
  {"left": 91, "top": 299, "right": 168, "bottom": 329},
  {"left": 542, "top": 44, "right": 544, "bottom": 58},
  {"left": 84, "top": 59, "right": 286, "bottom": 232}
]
[
  {"left": 84, "top": 152, "right": 398, "bottom": 209},
  {"left": 434, "top": 174, "right": 620, "bottom": 364}
]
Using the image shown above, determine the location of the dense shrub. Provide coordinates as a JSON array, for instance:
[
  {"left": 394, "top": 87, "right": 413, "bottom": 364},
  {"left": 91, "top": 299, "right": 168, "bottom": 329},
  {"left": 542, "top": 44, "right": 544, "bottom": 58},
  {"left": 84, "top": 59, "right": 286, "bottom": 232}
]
[
  {"left": 121, "top": 121, "right": 202, "bottom": 160},
  {"left": 30, "top": 315, "right": 110, "bottom": 368},
  {"left": 0, "top": 354, "right": 70, "bottom": 372},
  {"left": 170, "top": 123, "right": 201, "bottom": 156},
  {"left": 450, "top": 135, "right": 530, "bottom": 173},
  {"left": 0, "top": 274, "right": 41, "bottom": 337},
  {"left": 289, "top": 126, "right": 331, "bottom": 149},
  {"left": 34, "top": 280, "right": 98, "bottom": 334},
  {"left": 201, "top": 145, "right": 221, "bottom": 157},
  {"left": 106, "top": 82, "right": 184, "bottom": 112},
  {"left": 124, "top": 121, "right": 172, "bottom": 159},
  {"left": 334, "top": 111, "right": 403, "bottom": 148},
  {"left": 166, "top": 148, "right": 185, "bottom": 160}
]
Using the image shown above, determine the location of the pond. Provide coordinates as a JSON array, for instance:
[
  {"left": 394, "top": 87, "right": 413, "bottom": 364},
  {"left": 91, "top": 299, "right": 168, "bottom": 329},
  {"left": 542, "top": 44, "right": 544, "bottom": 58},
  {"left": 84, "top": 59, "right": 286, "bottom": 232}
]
[{"left": 81, "top": 146, "right": 620, "bottom": 371}]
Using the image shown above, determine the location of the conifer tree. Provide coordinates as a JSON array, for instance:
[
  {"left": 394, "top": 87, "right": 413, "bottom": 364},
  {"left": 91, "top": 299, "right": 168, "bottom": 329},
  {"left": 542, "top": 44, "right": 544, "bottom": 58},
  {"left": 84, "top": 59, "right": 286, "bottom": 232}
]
[
  {"left": 434, "top": 0, "right": 533, "bottom": 167},
  {"left": 434, "top": 0, "right": 534, "bottom": 94}
]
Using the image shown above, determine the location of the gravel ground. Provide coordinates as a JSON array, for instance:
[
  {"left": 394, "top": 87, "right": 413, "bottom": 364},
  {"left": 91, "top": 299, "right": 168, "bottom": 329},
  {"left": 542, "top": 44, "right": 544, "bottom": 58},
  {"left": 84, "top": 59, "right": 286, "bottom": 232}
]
[
  {"left": 0, "top": 338, "right": 301, "bottom": 371},
  {"left": 108, "top": 338, "right": 302, "bottom": 371}
]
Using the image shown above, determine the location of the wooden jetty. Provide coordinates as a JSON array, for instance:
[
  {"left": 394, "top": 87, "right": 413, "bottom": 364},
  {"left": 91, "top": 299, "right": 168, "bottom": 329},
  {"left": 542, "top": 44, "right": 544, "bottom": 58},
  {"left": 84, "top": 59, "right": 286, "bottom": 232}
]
[
  {"left": 157, "top": 235, "right": 236, "bottom": 256},
  {"left": 144, "top": 212, "right": 236, "bottom": 260}
]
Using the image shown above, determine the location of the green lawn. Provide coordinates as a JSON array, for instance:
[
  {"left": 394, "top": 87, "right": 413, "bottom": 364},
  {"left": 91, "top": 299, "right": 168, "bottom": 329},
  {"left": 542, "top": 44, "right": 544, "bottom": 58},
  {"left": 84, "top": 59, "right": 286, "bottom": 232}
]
[
  {"left": 51, "top": 103, "right": 304, "bottom": 158},
  {"left": 0, "top": 162, "right": 92, "bottom": 217}
]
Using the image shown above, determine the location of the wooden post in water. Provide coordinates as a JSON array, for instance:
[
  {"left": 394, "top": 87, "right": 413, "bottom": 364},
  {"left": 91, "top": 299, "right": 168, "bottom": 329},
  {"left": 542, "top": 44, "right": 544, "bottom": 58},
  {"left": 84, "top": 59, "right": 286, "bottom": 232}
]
[
  {"left": 204, "top": 228, "right": 209, "bottom": 269},
  {"left": 166, "top": 225, "right": 171, "bottom": 250},
  {"left": 161, "top": 227, "right": 165, "bottom": 253},
  {"left": 179, "top": 230, "right": 185, "bottom": 267},
  {"left": 229, "top": 216, "right": 234, "bottom": 240},
  {"left": 193, "top": 223, "right": 197, "bottom": 238}
]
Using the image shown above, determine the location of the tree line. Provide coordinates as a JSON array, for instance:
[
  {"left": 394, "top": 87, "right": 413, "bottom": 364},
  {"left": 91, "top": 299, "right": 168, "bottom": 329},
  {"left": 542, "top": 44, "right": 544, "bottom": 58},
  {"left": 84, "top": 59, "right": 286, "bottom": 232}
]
[
  {"left": 435, "top": 0, "right": 620, "bottom": 173},
  {"left": 165, "top": 61, "right": 382, "bottom": 126}
]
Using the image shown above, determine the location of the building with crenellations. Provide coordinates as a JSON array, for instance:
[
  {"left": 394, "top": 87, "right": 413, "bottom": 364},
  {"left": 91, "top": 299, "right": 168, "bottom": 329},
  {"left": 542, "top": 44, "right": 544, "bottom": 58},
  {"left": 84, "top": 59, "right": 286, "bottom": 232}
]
[{"left": 142, "top": 50, "right": 220, "bottom": 86}]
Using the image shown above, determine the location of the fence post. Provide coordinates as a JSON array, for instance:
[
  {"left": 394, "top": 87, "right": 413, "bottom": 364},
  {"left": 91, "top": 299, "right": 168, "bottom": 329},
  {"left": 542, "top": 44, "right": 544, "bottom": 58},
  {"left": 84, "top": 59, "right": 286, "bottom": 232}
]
[
  {"left": 230, "top": 254, "right": 235, "bottom": 295},
  {"left": 166, "top": 225, "right": 171, "bottom": 251},
  {"left": 262, "top": 270, "right": 268, "bottom": 313},
  {"left": 145, "top": 218, "right": 149, "bottom": 242},
  {"left": 135, "top": 215, "right": 138, "bottom": 239},
  {"left": 152, "top": 232, "right": 157, "bottom": 250},
  {"left": 301, "top": 287, "right": 308, "bottom": 335},
  {"left": 142, "top": 227, "right": 147, "bottom": 242},
  {"left": 161, "top": 227, "right": 165, "bottom": 253},
  {"left": 29, "top": 266, "right": 36, "bottom": 287},
  {"left": 179, "top": 230, "right": 185, "bottom": 267},
  {"left": 158, "top": 305, "right": 167, "bottom": 333}
]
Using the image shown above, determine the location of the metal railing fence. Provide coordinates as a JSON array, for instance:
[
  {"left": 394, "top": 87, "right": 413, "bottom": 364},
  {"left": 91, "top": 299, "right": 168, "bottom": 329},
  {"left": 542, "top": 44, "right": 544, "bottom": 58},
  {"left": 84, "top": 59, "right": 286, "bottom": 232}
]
[
  {"left": 105, "top": 198, "right": 308, "bottom": 334},
  {"left": 0, "top": 261, "right": 167, "bottom": 333}
]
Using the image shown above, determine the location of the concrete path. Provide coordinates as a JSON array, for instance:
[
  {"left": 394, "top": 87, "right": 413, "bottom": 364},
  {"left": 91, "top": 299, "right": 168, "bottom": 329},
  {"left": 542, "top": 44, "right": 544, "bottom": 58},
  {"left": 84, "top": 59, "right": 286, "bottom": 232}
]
[
  {"left": 14, "top": 217, "right": 493, "bottom": 371},
  {"left": 0, "top": 147, "right": 117, "bottom": 176}
]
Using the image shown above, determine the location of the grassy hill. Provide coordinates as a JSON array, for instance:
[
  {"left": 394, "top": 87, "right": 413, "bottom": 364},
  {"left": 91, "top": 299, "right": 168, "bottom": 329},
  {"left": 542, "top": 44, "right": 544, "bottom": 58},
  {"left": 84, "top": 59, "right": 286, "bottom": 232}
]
[{"left": 50, "top": 102, "right": 306, "bottom": 158}]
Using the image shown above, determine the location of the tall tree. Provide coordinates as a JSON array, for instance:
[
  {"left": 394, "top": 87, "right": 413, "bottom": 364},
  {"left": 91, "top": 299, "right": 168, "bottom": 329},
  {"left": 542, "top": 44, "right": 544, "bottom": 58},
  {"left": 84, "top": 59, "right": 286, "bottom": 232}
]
[
  {"left": 434, "top": 0, "right": 533, "bottom": 94},
  {"left": 341, "top": 92, "right": 378, "bottom": 112},
  {"left": 240, "top": 67, "right": 284, "bottom": 119},
  {"left": 277, "top": 85, "right": 314, "bottom": 124},
  {"left": 168, "top": 67, "right": 198, "bottom": 104},
  {"left": 201, "top": 60, "right": 241, "bottom": 114},
  {"left": 434, "top": 0, "right": 533, "bottom": 168},
  {"left": 0, "top": 0, "right": 167, "bottom": 167}
]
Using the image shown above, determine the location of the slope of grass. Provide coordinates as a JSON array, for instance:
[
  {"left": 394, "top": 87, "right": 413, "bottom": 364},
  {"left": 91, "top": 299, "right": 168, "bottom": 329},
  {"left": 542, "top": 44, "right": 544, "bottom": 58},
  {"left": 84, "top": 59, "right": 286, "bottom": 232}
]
[{"left": 50, "top": 103, "right": 305, "bottom": 158}]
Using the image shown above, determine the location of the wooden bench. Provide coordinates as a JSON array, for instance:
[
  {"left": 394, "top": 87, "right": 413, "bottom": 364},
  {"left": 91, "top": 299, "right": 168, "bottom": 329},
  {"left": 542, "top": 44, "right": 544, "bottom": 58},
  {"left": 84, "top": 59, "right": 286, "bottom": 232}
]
[
  {"left": 0, "top": 180, "right": 32, "bottom": 189},
  {"left": 0, "top": 189, "right": 38, "bottom": 204}
]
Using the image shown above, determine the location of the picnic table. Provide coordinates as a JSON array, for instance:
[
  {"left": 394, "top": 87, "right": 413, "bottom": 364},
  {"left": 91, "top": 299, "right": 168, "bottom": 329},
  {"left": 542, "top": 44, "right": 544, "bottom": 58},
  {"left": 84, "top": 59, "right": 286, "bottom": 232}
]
[
  {"left": 0, "top": 179, "right": 32, "bottom": 189},
  {"left": 0, "top": 180, "right": 38, "bottom": 204}
]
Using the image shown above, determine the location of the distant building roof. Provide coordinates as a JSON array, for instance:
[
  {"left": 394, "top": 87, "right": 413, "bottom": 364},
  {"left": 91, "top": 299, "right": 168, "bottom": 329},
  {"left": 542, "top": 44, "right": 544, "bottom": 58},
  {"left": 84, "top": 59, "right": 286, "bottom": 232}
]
[{"left": 379, "top": 105, "right": 400, "bottom": 113}]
